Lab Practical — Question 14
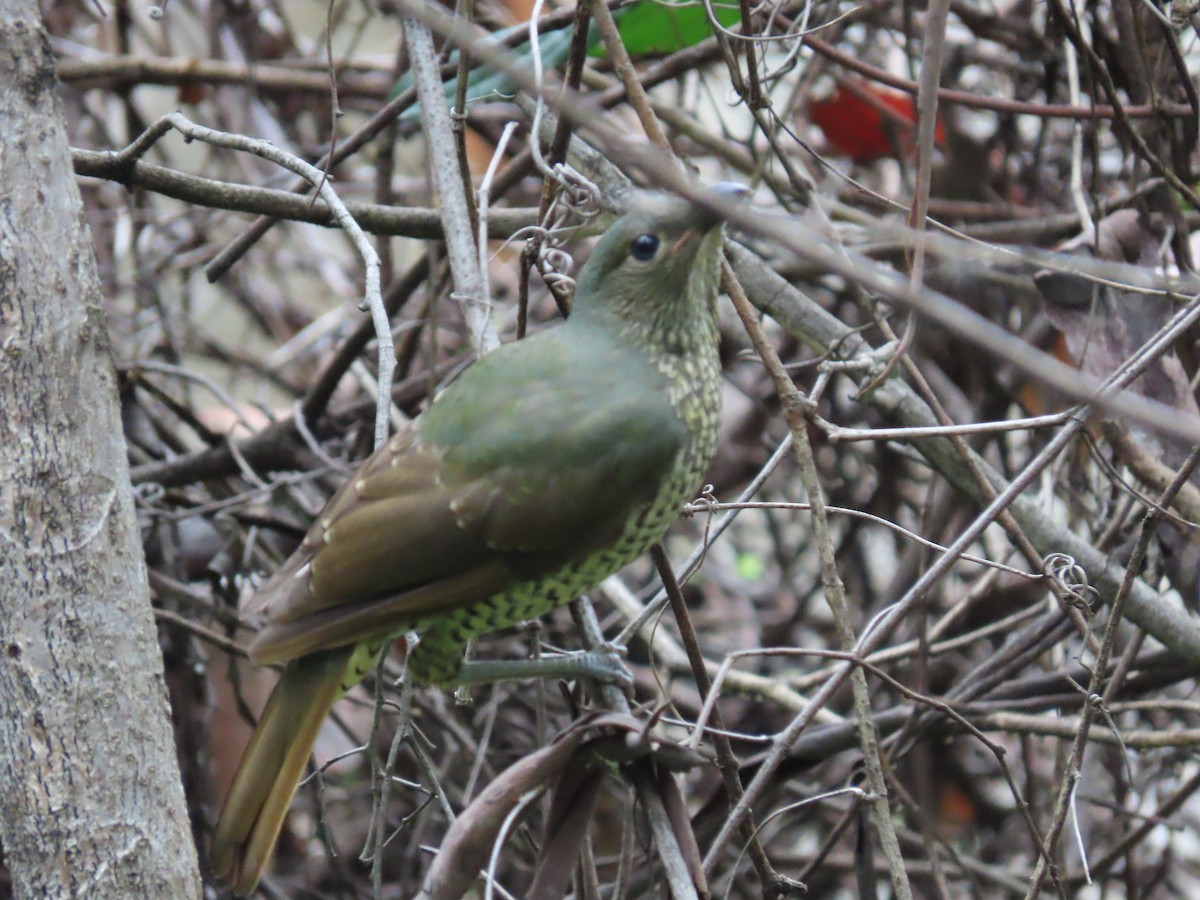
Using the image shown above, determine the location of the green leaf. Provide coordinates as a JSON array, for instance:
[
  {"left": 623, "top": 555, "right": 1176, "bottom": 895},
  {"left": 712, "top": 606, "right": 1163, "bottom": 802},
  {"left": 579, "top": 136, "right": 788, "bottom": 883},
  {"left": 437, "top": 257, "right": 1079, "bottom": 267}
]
[
  {"left": 390, "top": 1, "right": 742, "bottom": 114},
  {"left": 390, "top": 24, "right": 576, "bottom": 113},
  {"left": 592, "top": 1, "right": 742, "bottom": 57}
]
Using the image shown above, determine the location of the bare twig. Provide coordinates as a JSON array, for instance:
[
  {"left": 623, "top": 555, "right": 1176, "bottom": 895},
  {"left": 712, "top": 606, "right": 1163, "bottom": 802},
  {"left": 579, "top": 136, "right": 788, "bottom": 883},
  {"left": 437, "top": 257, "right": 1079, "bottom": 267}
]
[
  {"left": 401, "top": 15, "right": 498, "bottom": 355},
  {"left": 106, "top": 112, "right": 394, "bottom": 449}
]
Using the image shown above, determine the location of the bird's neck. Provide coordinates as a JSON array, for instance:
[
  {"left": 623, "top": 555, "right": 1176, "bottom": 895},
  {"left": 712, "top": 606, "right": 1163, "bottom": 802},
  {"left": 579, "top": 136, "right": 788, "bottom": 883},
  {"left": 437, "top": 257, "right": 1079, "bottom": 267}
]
[
  {"left": 570, "top": 295, "right": 716, "bottom": 368},
  {"left": 570, "top": 263, "right": 722, "bottom": 367},
  {"left": 568, "top": 274, "right": 722, "bottom": 451}
]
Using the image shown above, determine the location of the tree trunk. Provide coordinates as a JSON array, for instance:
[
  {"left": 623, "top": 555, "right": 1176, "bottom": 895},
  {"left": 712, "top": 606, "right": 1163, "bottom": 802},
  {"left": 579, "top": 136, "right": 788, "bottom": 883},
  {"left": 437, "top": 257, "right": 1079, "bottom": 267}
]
[{"left": 0, "top": 4, "right": 201, "bottom": 897}]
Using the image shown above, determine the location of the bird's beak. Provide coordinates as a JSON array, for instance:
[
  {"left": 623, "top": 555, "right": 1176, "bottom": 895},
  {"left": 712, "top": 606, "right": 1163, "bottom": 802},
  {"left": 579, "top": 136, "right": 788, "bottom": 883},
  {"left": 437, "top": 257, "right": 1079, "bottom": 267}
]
[
  {"left": 712, "top": 181, "right": 753, "bottom": 202},
  {"left": 669, "top": 183, "right": 751, "bottom": 255},
  {"left": 693, "top": 182, "right": 752, "bottom": 231}
]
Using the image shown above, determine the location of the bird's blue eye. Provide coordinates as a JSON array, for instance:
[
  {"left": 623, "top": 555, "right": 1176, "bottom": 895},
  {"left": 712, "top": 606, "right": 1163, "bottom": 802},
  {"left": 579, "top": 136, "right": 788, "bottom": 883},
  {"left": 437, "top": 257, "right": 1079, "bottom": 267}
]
[{"left": 630, "top": 233, "right": 660, "bottom": 261}]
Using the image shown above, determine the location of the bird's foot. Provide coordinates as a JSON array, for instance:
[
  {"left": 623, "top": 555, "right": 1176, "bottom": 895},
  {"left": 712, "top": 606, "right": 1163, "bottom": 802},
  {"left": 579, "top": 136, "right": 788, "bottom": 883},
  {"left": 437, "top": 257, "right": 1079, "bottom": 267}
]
[{"left": 453, "top": 647, "right": 633, "bottom": 688}]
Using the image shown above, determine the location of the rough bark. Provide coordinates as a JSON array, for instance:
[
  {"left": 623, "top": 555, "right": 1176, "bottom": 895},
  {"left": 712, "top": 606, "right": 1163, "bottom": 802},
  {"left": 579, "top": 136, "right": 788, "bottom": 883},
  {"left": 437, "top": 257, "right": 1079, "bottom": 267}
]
[{"left": 0, "top": 5, "right": 201, "bottom": 898}]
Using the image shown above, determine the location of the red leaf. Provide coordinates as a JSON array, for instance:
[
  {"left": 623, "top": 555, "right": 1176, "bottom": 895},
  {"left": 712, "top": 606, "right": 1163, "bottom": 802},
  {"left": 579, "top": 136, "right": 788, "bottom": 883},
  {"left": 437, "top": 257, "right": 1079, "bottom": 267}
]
[{"left": 809, "top": 80, "right": 945, "bottom": 163}]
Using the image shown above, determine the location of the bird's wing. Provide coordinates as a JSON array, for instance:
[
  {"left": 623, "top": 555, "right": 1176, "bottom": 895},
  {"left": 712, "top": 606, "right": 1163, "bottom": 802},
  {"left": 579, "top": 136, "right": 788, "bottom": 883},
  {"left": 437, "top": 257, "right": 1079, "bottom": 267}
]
[{"left": 245, "top": 334, "right": 688, "bottom": 664}]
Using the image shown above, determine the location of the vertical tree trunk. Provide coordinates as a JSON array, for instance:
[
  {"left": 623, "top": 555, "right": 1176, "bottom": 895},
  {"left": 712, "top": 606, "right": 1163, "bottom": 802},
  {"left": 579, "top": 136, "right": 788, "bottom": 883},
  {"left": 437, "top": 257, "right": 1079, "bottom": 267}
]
[{"left": 0, "top": 4, "right": 201, "bottom": 897}]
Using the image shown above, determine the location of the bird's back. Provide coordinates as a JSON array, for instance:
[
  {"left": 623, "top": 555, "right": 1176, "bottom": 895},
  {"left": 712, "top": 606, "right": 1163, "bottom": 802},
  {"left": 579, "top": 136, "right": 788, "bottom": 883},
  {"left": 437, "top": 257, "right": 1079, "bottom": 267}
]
[{"left": 406, "top": 318, "right": 721, "bottom": 683}]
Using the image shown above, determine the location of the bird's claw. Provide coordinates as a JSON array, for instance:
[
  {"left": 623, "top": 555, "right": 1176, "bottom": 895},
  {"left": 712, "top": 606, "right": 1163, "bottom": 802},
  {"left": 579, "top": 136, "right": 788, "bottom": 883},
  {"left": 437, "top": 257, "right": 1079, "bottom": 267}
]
[{"left": 574, "top": 647, "right": 633, "bottom": 687}]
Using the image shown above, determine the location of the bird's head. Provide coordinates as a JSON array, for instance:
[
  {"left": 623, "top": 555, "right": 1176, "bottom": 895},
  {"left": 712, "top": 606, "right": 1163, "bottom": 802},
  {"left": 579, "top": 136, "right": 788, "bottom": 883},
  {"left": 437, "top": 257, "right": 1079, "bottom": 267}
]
[{"left": 570, "top": 185, "right": 748, "bottom": 344}]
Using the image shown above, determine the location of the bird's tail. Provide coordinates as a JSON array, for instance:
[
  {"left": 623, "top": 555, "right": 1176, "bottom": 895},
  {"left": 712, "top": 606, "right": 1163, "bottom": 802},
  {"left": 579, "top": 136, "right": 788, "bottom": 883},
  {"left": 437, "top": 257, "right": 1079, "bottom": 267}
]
[{"left": 209, "top": 647, "right": 352, "bottom": 895}]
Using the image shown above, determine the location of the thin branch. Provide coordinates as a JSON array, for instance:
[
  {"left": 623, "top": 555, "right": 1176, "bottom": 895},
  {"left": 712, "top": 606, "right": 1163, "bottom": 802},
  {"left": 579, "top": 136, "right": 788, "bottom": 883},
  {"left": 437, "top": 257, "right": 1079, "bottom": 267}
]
[
  {"left": 105, "top": 112, "right": 395, "bottom": 449},
  {"left": 401, "top": 15, "right": 498, "bottom": 355}
]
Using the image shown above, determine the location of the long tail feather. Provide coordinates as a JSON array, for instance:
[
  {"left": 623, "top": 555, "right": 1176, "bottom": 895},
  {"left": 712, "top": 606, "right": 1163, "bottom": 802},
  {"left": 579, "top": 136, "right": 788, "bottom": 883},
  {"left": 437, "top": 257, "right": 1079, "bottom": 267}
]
[{"left": 210, "top": 647, "right": 352, "bottom": 895}]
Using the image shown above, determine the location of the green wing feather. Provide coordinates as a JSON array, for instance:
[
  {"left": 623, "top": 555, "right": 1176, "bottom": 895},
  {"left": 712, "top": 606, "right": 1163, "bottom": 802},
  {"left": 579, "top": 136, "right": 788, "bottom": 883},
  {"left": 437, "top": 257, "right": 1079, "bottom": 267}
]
[{"left": 247, "top": 326, "right": 686, "bottom": 665}]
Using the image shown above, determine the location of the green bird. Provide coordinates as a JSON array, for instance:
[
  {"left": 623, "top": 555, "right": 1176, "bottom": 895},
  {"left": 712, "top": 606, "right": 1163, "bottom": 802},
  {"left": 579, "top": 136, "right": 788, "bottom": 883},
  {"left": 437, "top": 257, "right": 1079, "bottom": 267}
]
[{"left": 209, "top": 186, "right": 740, "bottom": 894}]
